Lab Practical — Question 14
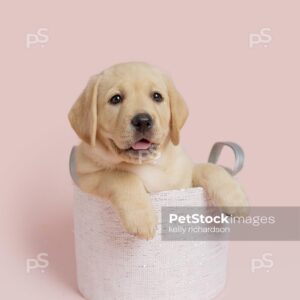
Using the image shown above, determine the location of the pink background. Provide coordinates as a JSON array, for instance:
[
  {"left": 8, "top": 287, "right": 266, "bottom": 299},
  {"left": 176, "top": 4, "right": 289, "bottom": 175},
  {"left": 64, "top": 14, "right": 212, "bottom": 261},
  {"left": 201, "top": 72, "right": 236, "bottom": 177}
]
[{"left": 1, "top": 0, "right": 299, "bottom": 299}]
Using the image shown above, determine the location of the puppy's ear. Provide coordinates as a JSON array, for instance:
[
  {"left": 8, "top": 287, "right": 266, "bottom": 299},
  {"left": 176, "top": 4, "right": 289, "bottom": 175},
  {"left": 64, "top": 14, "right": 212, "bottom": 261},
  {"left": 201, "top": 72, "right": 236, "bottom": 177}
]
[
  {"left": 166, "top": 76, "right": 189, "bottom": 145},
  {"left": 68, "top": 75, "right": 101, "bottom": 146}
]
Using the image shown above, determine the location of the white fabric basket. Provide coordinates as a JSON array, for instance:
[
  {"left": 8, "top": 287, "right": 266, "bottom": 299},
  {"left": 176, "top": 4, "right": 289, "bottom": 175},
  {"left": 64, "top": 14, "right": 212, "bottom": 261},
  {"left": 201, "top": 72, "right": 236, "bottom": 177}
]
[
  {"left": 71, "top": 142, "right": 244, "bottom": 300},
  {"left": 73, "top": 186, "right": 228, "bottom": 300}
]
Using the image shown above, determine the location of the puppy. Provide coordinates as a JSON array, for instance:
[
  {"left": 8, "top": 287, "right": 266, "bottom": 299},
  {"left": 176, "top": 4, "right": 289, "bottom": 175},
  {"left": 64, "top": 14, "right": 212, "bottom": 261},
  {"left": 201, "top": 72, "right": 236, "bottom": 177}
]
[{"left": 69, "top": 62, "right": 248, "bottom": 240}]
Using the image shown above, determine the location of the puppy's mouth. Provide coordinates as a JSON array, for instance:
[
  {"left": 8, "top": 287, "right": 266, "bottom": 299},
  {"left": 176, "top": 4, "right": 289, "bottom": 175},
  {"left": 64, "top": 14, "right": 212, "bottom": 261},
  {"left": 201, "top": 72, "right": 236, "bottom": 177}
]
[
  {"left": 126, "top": 138, "right": 158, "bottom": 155},
  {"left": 125, "top": 138, "right": 159, "bottom": 161},
  {"left": 110, "top": 137, "right": 160, "bottom": 162},
  {"left": 130, "top": 138, "right": 153, "bottom": 151}
]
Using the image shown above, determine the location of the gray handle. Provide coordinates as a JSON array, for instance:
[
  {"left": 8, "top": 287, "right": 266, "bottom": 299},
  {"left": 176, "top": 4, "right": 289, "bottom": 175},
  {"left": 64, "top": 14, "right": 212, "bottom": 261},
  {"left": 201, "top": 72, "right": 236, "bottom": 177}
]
[
  {"left": 208, "top": 142, "right": 245, "bottom": 176},
  {"left": 69, "top": 146, "right": 78, "bottom": 185}
]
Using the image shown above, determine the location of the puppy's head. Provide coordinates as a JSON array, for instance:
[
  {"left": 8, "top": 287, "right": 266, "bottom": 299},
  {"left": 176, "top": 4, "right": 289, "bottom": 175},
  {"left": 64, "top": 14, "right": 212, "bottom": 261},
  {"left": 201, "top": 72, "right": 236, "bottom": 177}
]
[{"left": 68, "top": 62, "right": 188, "bottom": 164}]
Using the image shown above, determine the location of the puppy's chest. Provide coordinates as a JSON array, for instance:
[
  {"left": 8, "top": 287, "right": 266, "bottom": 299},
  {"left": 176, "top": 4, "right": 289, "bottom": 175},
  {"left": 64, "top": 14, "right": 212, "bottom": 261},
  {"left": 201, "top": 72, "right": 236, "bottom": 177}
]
[{"left": 124, "top": 164, "right": 190, "bottom": 193}]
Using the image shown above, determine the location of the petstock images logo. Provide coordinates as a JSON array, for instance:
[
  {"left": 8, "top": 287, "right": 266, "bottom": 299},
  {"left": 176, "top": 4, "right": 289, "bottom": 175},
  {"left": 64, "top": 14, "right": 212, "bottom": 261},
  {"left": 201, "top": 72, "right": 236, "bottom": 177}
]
[{"left": 161, "top": 206, "right": 300, "bottom": 241}]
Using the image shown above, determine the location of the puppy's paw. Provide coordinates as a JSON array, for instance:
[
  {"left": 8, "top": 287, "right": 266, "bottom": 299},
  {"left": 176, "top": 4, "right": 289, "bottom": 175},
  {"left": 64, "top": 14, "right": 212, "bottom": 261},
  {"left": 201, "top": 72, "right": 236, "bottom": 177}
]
[
  {"left": 218, "top": 183, "right": 250, "bottom": 217},
  {"left": 193, "top": 163, "right": 249, "bottom": 216},
  {"left": 120, "top": 201, "right": 157, "bottom": 240},
  {"left": 214, "top": 184, "right": 249, "bottom": 217}
]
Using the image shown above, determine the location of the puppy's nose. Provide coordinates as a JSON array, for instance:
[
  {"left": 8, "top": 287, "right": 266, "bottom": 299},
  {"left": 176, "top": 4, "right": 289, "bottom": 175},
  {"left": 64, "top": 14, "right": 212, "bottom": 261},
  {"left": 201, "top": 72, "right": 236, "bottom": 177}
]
[{"left": 131, "top": 113, "right": 153, "bottom": 132}]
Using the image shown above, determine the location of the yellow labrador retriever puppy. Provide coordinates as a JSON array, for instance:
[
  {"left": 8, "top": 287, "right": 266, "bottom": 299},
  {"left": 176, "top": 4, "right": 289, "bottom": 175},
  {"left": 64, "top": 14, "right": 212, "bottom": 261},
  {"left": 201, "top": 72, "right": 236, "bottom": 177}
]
[{"left": 69, "top": 62, "right": 248, "bottom": 240}]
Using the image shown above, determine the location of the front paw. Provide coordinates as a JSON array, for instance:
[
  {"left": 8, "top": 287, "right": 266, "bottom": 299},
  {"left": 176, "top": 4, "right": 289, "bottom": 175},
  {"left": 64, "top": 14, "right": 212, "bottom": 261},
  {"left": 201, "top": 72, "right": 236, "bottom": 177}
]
[
  {"left": 120, "top": 200, "right": 157, "bottom": 240},
  {"left": 193, "top": 163, "right": 249, "bottom": 216},
  {"left": 216, "top": 184, "right": 249, "bottom": 217}
]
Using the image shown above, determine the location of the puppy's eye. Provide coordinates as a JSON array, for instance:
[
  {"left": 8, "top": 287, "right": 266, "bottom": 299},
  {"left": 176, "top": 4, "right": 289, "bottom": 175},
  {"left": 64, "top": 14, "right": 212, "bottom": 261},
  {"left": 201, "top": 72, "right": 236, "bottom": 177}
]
[
  {"left": 109, "top": 94, "right": 123, "bottom": 105},
  {"left": 152, "top": 92, "right": 163, "bottom": 102}
]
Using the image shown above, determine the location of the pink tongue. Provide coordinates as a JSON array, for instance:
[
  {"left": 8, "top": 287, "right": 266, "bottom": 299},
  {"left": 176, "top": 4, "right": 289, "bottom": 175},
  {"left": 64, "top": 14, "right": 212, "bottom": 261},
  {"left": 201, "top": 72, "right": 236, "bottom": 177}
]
[{"left": 132, "top": 140, "right": 151, "bottom": 150}]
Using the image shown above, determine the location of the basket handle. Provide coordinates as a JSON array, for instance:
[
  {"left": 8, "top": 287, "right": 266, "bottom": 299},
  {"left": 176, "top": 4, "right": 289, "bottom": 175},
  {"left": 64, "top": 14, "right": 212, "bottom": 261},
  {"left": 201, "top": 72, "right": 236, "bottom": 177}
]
[
  {"left": 208, "top": 142, "right": 245, "bottom": 176},
  {"left": 69, "top": 146, "right": 78, "bottom": 185}
]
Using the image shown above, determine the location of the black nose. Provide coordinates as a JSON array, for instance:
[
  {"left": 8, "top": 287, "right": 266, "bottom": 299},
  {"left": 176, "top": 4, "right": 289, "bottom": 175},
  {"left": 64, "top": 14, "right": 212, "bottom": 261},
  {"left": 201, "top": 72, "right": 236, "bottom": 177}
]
[{"left": 131, "top": 113, "right": 153, "bottom": 132}]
